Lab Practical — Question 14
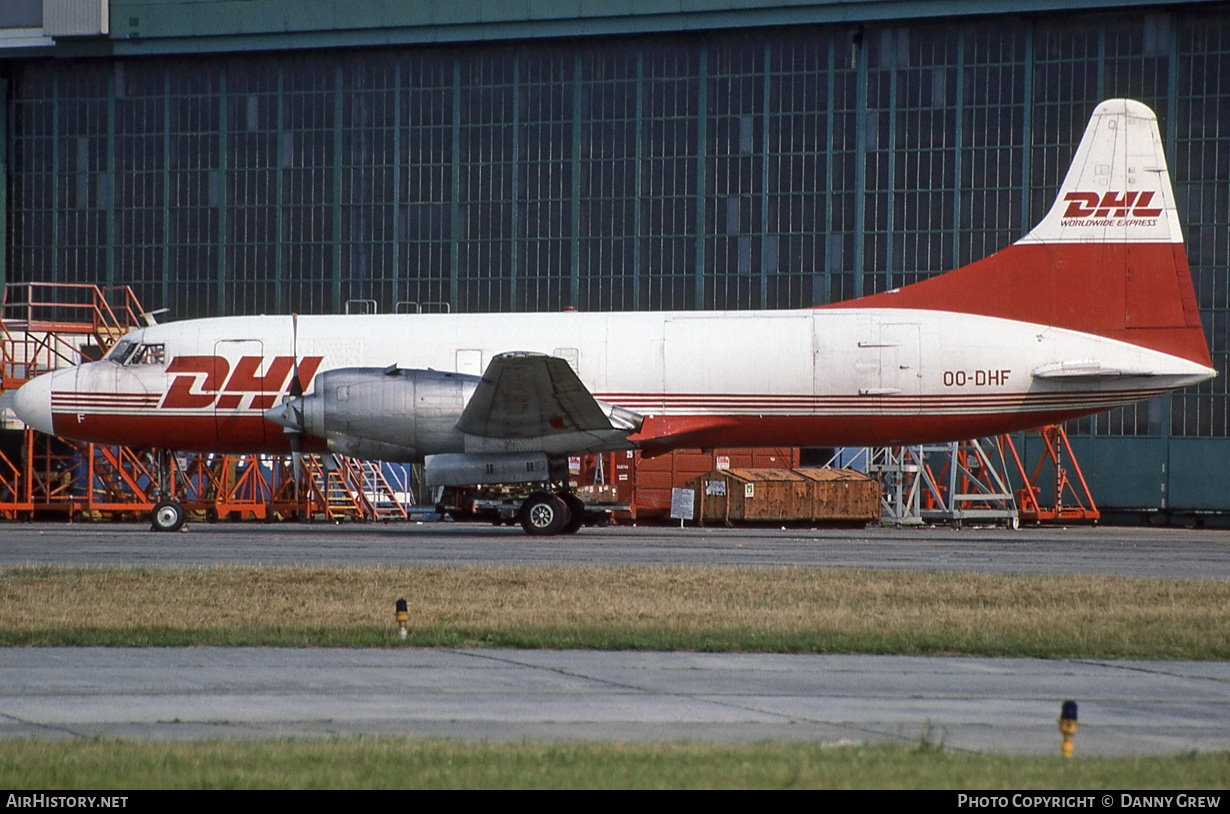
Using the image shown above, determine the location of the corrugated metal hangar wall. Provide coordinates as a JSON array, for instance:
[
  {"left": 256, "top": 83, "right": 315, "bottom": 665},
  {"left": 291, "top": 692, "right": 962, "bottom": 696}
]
[{"left": 1, "top": 0, "right": 1228, "bottom": 516}]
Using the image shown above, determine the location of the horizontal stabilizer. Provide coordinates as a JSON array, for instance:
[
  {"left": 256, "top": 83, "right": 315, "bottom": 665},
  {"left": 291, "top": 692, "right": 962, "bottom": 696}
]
[{"left": 1032, "top": 360, "right": 1160, "bottom": 380}]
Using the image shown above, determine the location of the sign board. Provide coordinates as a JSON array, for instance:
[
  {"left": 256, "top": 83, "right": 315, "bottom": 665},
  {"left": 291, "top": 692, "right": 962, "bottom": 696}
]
[
  {"left": 669, "top": 488, "right": 695, "bottom": 521},
  {"left": 745, "top": 483, "right": 755, "bottom": 498},
  {"left": 716, "top": 455, "right": 731, "bottom": 470},
  {"left": 704, "top": 479, "right": 726, "bottom": 496}
]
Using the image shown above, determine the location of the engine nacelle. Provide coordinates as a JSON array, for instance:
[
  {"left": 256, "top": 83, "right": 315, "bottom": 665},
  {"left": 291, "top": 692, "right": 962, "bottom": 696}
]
[
  {"left": 424, "top": 452, "right": 566, "bottom": 487},
  {"left": 263, "top": 356, "right": 645, "bottom": 465},
  {"left": 296, "top": 367, "right": 479, "bottom": 462},
  {"left": 324, "top": 435, "right": 419, "bottom": 462}
]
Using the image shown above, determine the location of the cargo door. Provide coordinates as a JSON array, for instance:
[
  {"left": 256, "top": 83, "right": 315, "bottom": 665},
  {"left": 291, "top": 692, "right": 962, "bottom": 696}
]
[
  {"left": 845, "top": 320, "right": 920, "bottom": 415},
  {"left": 877, "top": 323, "right": 921, "bottom": 412}
]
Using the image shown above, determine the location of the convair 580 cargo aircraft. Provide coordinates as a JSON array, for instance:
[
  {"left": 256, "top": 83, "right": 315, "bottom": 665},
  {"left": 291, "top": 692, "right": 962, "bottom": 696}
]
[{"left": 13, "top": 100, "right": 1216, "bottom": 534}]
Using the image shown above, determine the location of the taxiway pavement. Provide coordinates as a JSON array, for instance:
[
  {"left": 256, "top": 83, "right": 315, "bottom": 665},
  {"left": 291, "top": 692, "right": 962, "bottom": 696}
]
[
  {"left": 0, "top": 522, "right": 1227, "bottom": 578},
  {"left": 2, "top": 522, "right": 1226, "bottom": 754},
  {"left": 3, "top": 648, "right": 1228, "bottom": 755}
]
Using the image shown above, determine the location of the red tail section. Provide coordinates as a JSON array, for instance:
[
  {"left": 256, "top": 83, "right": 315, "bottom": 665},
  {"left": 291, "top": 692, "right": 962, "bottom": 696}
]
[{"left": 827, "top": 100, "right": 1211, "bottom": 368}]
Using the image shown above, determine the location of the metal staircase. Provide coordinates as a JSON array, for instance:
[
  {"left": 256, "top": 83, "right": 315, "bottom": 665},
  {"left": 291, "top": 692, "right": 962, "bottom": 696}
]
[
  {"left": 860, "top": 439, "right": 1020, "bottom": 527},
  {"left": 300, "top": 454, "right": 410, "bottom": 522},
  {"left": 352, "top": 458, "right": 411, "bottom": 521}
]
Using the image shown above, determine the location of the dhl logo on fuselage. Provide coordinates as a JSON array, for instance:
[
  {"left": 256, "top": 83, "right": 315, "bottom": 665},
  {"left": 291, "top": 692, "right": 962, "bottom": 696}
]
[
  {"left": 1061, "top": 191, "right": 1163, "bottom": 222},
  {"left": 162, "top": 355, "right": 324, "bottom": 410}
]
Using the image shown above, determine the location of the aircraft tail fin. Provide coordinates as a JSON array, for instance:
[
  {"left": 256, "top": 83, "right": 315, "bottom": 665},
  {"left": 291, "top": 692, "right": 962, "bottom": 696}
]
[
  {"left": 1019, "top": 98, "right": 1183, "bottom": 247},
  {"left": 828, "top": 99, "right": 1211, "bottom": 368}
]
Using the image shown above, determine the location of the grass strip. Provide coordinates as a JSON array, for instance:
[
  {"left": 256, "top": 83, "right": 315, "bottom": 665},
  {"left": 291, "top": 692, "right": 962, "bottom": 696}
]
[
  {"left": 2, "top": 739, "right": 1228, "bottom": 789},
  {"left": 2, "top": 565, "right": 1227, "bottom": 658}
]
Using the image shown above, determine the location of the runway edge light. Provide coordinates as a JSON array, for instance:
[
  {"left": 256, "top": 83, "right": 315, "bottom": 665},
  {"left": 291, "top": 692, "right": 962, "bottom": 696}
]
[
  {"left": 1058, "top": 700, "right": 1079, "bottom": 757},
  {"left": 395, "top": 598, "right": 409, "bottom": 640}
]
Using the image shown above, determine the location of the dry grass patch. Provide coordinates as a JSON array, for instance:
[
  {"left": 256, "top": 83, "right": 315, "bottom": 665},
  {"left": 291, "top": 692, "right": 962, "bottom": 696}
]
[{"left": 1, "top": 565, "right": 1226, "bottom": 657}]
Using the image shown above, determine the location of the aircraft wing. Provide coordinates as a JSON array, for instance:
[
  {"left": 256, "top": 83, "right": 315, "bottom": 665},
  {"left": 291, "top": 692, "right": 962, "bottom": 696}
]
[{"left": 456, "top": 352, "right": 636, "bottom": 439}]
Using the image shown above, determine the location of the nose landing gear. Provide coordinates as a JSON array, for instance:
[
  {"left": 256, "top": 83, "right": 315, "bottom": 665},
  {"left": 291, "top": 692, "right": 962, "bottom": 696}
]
[
  {"left": 151, "top": 499, "right": 186, "bottom": 533},
  {"left": 149, "top": 448, "right": 187, "bottom": 533}
]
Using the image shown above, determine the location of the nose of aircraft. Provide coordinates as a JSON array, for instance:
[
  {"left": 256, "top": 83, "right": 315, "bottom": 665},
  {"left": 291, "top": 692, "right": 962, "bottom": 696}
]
[{"left": 13, "top": 372, "right": 56, "bottom": 435}]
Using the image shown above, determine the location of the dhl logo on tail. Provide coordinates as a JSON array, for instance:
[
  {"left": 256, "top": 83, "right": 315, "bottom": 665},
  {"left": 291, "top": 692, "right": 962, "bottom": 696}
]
[{"left": 1062, "top": 191, "right": 1163, "bottom": 220}]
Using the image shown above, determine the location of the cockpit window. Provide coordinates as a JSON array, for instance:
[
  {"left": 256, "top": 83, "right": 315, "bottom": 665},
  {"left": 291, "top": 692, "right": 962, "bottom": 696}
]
[
  {"left": 107, "top": 340, "right": 137, "bottom": 364},
  {"left": 109, "top": 342, "right": 165, "bottom": 366},
  {"left": 129, "top": 344, "right": 166, "bottom": 365}
]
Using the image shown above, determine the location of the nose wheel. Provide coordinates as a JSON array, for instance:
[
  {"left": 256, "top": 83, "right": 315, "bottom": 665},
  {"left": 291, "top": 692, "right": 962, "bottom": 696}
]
[
  {"left": 150, "top": 499, "right": 186, "bottom": 533},
  {"left": 150, "top": 448, "right": 187, "bottom": 532}
]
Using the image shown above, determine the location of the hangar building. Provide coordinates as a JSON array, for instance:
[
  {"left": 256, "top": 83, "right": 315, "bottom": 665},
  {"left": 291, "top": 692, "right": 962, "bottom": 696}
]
[{"left": 1, "top": 0, "right": 1227, "bottom": 516}]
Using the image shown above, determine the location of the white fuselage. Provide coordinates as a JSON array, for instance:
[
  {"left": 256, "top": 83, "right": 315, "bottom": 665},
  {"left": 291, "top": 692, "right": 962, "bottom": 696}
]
[{"left": 16, "top": 307, "right": 1213, "bottom": 455}]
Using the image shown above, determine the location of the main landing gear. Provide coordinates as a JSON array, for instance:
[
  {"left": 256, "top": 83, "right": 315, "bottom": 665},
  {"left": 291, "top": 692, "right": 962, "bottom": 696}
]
[
  {"left": 433, "top": 482, "right": 615, "bottom": 535},
  {"left": 519, "top": 491, "right": 589, "bottom": 536}
]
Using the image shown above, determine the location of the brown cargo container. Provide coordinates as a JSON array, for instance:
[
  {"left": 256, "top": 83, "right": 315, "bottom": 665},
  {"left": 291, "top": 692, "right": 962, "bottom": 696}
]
[
  {"left": 686, "top": 468, "right": 880, "bottom": 526},
  {"left": 589, "top": 447, "right": 799, "bottom": 521}
]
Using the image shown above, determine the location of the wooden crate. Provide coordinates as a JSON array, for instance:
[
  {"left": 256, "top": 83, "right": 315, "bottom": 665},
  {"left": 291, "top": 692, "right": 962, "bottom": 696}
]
[{"left": 687, "top": 468, "right": 879, "bottom": 525}]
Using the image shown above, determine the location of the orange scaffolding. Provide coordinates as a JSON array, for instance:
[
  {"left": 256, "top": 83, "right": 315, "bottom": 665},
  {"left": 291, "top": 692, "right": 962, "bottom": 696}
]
[
  {"left": 845, "top": 425, "right": 1102, "bottom": 526},
  {"left": 1, "top": 282, "right": 413, "bottom": 523},
  {"left": 1, "top": 282, "right": 145, "bottom": 386},
  {"left": 170, "top": 453, "right": 412, "bottom": 523},
  {"left": 1, "top": 283, "right": 153, "bottom": 520},
  {"left": 175, "top": 454, "right": 278, "bottom": 522},
  {"left": 0, "top": 430, "right": 32, "bottom": 519},
  {"left": 0, "top": 432, "right": 413, "bottom": 524},
  {"left": 1002, "top": 425, "right": 1100, "bottom": 523}
]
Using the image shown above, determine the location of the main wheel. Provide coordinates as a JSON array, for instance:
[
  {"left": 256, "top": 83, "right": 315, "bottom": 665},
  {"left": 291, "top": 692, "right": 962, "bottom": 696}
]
[
  {"left": 561, "top": 494, "right": 586, "bottom": 535},
  {"left": 150, "top": 500, "right": 186, "bottom": 533},
  {"left": 520, "top": 493, "right": 569, "bottom": 536}
]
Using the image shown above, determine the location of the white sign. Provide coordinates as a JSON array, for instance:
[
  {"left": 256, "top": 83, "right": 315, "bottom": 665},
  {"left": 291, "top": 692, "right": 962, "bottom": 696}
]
[
  {"left": 705, "top": 480, "right": 726, "bottom": 496},
  {"left": 716, "top": 455, "right": 731, "bottom": 470},
  {"left": 744, "top": 483, "right": 755, "bottom": 499},
  {"left": 670, "top": 488, "right": 695, "bottom": 520}
]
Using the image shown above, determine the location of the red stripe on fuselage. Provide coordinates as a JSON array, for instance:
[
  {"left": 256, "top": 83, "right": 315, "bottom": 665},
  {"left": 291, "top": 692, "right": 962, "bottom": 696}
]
[
  {"left": 631, "top": 407, "right": 1130, "bottom": 450},
  {"left": 57, "top": 408, "right": 1107, "bottom": 454},
  {"left": 51, "top": 382, "right": 1159, "bottom": 454},
  {"left": 50, "top": 412, "right": 326, "bottom": 454}
]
